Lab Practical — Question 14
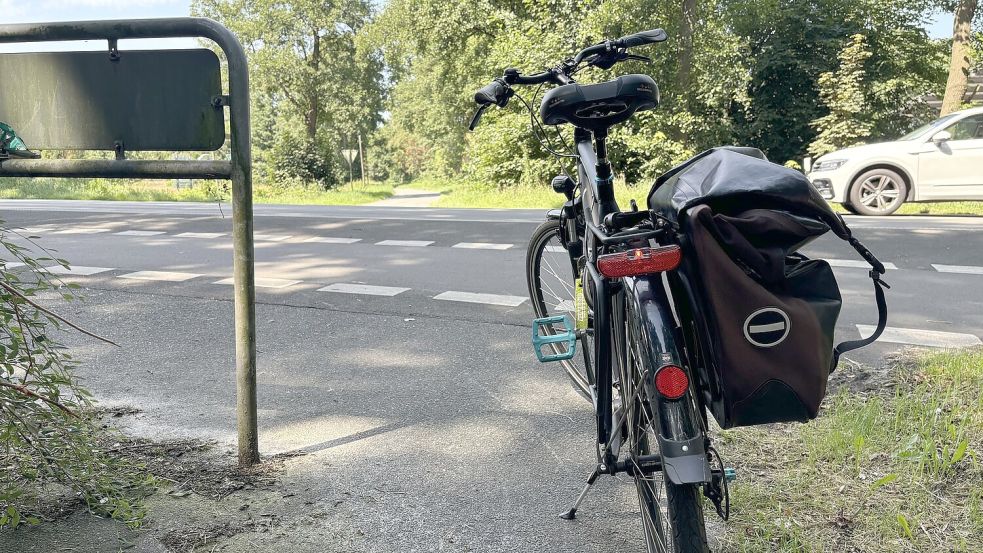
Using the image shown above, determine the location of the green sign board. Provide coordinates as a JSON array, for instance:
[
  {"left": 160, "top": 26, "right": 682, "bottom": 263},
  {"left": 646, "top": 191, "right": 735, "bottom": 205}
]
[{"left": 0, "top": 48, "right": 224, "bottom": 151}]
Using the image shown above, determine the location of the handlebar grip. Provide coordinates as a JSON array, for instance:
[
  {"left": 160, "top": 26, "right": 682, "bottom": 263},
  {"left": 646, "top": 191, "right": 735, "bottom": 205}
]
[
  {"left": 615, "top": 29, "right": 668, "bottom": 48},
  {"left": 474, "top": 79, "right": 509, "bottom": 107}
]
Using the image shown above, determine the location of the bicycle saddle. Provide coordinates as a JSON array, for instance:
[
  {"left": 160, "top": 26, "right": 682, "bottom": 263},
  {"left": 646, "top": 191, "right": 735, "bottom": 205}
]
[{"left": 539, "top": 74, "right": 659, "bottom": 131}]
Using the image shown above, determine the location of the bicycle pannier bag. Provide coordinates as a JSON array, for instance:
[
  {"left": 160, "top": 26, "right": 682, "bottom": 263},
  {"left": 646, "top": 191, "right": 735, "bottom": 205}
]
[{"left": 648, "top": 148, "right": 888, "bottom": 429}]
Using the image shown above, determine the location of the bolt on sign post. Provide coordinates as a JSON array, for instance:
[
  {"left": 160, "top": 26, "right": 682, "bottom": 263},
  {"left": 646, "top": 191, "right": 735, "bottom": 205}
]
[
  {"left": 0, "top": 18, "right": 261, "bottom": 467},
  {"left": 342, "top": 148, "right": 358, "bottom": 189}
]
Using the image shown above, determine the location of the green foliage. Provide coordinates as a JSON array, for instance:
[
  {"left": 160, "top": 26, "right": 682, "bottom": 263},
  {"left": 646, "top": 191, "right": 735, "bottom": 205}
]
[
  {"left": 192, "top": 0, "right": 383, "bottom": 189},
  {"left": 0, "top": 223, "right": 153, "bottom": 528},
  {"left": 811, "top": 34, "right": 876, "bottom": 157}
]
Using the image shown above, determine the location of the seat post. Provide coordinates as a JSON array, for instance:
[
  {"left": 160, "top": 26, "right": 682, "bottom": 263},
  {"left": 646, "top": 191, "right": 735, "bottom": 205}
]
[{"left": 593, "top": 128, "right": 618, "bottom": 219}]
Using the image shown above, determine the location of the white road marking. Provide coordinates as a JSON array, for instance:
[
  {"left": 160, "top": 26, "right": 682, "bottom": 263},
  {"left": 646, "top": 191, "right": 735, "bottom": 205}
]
[
  {"left": 856, "top": 325, "right": 982, "bottom": 348},
  {"left": 254, "top": 234, "right": 294, "bottom": 242},
  {"left": 46, "top": 265, "right": 113, "bottom": 276},
  {"left": 433, "top": 291, "right": 527, "bottom": 307},
  {"left": 17, "top": 227, "right": 55, "bottom": 233},
  {"left": 452, "top": 242, "right": 514, "bottom": 250},
  {"left": 375, "top": 240, "right": 434, "bottom": 247},
  {"left": 302, "top": 236, "right": 361, "bottom": 244},
  {"left": 55, "top": 227, "right": 111, "bottom": 234},
  {"left": 115, "top": 230, "right": 166, "bottom": 236},
  {"left": 317, "top": 283, "right": 409, "bottom": 296},
  {"left": 932, "top": 264, "right": 983, "bottom": 275},
  {"left": 2, "top": 262, "right": 25, "bottom": 269},
  {"left": 119, "top": 270, "right": 201, "bottom": 282},
  {"left": 826, "top": 259, "right": 898, "bottom": 270},
  {"left": 545, "top": 245, "right": 565, "bottom": 253},
  {"left": 213, "top": 277, "right": 300, "bottom": 289},
  {"left": 176, "top": 232, "right": 225, "bottom": 239}
]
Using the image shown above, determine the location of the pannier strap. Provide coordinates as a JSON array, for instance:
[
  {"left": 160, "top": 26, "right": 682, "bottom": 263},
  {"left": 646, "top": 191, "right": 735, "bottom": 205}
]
[{"left": 831, "top": 236, "right": 890, "bottom": 370}]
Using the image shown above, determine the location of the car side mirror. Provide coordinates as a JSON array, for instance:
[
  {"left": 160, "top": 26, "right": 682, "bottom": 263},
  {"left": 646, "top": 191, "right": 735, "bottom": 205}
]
[{"left": 931, "top": 130, "right": 951, "bottom": 143}]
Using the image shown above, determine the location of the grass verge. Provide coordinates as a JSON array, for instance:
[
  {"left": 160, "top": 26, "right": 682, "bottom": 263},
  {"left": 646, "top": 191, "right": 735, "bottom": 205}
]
[
  {"left": 0, "top": 177, "right": 395, "bottom": 205},
  {"left": 716, "top": 348, "right": 983, "bottom": 552},
  {"left": 421, "top": 177, "right": 653, "bottom": 209}
]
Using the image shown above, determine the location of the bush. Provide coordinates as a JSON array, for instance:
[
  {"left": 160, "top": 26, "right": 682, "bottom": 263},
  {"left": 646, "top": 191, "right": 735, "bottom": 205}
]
[{"left": 0, "top": 222, "right": 152, "bottom": 529}]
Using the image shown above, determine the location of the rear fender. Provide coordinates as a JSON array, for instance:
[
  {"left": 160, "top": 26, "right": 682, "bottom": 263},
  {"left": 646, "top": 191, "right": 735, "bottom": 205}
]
[{"left": 625, "top": 275, "right": 711, "bottom": 485}]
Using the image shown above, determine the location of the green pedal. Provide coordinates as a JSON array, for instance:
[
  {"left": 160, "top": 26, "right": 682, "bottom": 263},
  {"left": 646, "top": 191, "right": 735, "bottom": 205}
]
[{"left": 532, "top": 315, "right": 577, "bottom": 362}]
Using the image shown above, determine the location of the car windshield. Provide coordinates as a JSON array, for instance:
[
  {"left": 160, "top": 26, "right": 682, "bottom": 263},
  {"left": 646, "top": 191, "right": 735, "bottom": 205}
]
[{"left": 898, "top": 113, "right": 962, "bottom": 140}]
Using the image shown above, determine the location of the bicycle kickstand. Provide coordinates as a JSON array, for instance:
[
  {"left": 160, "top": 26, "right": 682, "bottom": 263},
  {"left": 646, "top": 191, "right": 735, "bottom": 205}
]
[{"left": 559, "top": 465, "right": 602, "bottom": 520}]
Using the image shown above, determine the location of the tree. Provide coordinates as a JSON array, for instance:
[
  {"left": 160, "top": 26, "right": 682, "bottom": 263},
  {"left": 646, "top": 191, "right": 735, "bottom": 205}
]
[
  {"left": 810, "top": 34, "right": 875, "bottom": 156},
  {"left": 192, "top": 0, "right": 383, "bottom": 188},
  {"left": 940, "top": 0, "right": 980, "bottom": 114}
]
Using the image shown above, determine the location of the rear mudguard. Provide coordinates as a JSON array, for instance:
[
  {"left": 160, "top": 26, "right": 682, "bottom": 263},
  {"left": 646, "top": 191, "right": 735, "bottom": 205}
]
[{"left": 625, "top": 274, "right": 712, "bottom": 486}]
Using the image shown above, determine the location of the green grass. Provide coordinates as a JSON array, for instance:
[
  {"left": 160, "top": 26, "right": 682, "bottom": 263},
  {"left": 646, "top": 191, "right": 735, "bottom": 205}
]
[
  {"left": 419, "top": 177, "right": 653, "bottom": 209},
  {"left": 0, "top": 177, "right": 395, "bottom": 205},
  {"left": 716, "top": 348, "right": 983, "bottom": 552},
  {"left": 830, "top": 201, "right": 983, "bottom": 216}
]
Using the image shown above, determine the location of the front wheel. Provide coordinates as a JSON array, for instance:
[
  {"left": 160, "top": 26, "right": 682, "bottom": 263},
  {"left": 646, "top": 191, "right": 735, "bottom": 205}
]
[
  {"left": 848, "top": 168, "right": 907, "bottom": 215},
  {"left": 526, "top": 220, "right": 594, "bottom": 398}
]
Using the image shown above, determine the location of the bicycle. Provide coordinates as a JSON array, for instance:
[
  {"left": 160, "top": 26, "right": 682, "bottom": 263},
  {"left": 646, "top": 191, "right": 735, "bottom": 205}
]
[{"left": 471, "top": 30, "right": 733, "bottom": 552}]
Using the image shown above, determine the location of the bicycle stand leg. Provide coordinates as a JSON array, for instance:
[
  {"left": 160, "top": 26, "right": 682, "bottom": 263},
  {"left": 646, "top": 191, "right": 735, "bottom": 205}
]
[{"left": 559, "top": 466, "right": 602, "bottom": 520}]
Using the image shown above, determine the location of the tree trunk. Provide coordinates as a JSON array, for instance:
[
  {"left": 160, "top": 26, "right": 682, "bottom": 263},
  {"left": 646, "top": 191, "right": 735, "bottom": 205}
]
[
  {"left": 305, "top": 33, "right": 321, "bottom": 140},
  {"left": 940, "top": 0, "right": 978, "bottom": 116},
  {"left": 677, "top": 0, "right": 697, "bottom": 96}
]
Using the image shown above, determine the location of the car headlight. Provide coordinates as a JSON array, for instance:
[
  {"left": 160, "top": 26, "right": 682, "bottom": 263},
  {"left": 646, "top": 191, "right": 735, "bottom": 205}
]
[{"left": 812, "top": 159, "right": 848, "bottom": 172}]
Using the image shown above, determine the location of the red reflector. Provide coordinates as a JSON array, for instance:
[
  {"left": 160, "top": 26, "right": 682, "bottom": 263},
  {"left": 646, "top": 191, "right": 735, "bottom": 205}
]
[
  {"left": 596, "top": 245, "right": 682, "bottom": 278},
  {"left": 654, "top": 365, "right": 689, "bottom": 400}
]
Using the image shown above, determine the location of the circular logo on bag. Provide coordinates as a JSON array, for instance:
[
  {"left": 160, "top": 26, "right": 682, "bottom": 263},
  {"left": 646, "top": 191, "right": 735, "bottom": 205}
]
[{"left": 743, "top": 307, "right": 791, "bottom": 348}]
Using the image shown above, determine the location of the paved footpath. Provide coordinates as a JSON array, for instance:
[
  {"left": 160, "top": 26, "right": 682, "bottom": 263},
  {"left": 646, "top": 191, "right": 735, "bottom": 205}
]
[{"left": 1, "top": 199, "right": 982, "bottom": 551}]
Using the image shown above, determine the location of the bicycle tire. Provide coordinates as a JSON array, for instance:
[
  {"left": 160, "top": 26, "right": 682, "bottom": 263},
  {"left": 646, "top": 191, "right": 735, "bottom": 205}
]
[
  {"left": 526, "top": 219, "right": 594, "bottom": 398},
  {"left": 622, "top": 294, "right": 709, "bottom": 553}
]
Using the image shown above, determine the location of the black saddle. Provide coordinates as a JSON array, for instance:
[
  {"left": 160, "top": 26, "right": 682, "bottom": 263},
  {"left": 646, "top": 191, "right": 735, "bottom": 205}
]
[{"left": 539, "top": 74, "right": 659, "bottom": 131}]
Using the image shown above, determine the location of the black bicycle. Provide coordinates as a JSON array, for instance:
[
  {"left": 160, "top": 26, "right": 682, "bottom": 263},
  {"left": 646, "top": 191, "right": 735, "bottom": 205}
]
[{"left": 471, "top": 30, "right": 732, "bottom": 553}]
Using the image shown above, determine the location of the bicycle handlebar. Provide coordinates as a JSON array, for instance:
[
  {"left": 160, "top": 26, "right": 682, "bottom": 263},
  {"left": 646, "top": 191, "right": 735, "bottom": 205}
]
[{"left": 471, "top": 28, "right": 667, "bottom": 113}]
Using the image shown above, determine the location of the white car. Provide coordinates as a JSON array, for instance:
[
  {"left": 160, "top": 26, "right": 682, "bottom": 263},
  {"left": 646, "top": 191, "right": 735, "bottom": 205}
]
[{"left": 808, "top": 106, "right": 983, "bottom": 215}]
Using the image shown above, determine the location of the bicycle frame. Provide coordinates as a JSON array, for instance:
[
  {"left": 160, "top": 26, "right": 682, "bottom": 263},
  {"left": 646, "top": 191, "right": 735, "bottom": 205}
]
[{"left": 563, "top": 127, "right": 711, "bottom": 482}]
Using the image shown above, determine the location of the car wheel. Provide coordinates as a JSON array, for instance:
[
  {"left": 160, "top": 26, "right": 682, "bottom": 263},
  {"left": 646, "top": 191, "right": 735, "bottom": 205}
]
[
  {"left": 848, "top": 168, "right": 907, "bottom": 216},
  {"left": 841, "top": 202, "right": 860, "bottom": 215}
]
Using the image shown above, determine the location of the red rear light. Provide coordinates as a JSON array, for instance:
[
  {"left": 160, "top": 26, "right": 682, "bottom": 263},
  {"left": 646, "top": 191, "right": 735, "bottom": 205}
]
[
  {"left": 654, "top": 365, "right": 689, "bottom": 400},
  {"left": 596, "top": 245, "right": 682, "bottom": 278}
]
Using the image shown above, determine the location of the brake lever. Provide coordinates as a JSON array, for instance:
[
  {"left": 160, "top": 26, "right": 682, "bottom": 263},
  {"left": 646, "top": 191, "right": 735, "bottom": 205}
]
[
  {"left": 625, "top": 54, "right": 652, "bottom": 63},
  {"left": 468, "top": 104, "right": 490, "bottom": 131}
]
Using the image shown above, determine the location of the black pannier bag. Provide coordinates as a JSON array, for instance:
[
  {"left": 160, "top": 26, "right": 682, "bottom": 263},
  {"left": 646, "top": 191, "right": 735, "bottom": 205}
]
[{"left": 648, "top": 148, "right": 889, "bottom": 429}]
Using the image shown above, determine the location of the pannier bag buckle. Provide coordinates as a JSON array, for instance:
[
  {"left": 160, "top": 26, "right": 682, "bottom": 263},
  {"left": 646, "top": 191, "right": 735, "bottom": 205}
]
[{"left": 532, "top": 315, "right": 577, "bottom": 362}]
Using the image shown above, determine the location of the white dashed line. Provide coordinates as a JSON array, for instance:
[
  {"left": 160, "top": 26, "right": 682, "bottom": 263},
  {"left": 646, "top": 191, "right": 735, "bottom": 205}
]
[
  {"left": 119, "top": 270, "right": 201, "bottom": 282},
  {"left": 317, "top": 283, "right": 409, "bottom": 296},
  {"left": 115, "top": 230, "right": 166, "bottom": 236},
  {"left": 452, "top": 242, "right": 514, "bottom": 250},
  {"left": 253, "top": 234, "right": 294, "bottom": 242},
  {"left": 302, "top": 237, "right": 361, "bottom": 244},
  {"left": 931, "top": 264, "right": 983, "bottom": 275},
  {"left": 55, "top": 228, "right": 111, "bottom": 234},
  {"left": 826, "top": 259, "right": 898, "bottom": 270},
  {"left": 175, "top": 232, "right": 225, "bottom": 239},
  {"left": 433, "top": 291, "right": 527, "bottom": 307},
  {"left": 17, "top": 227, "right": 55, "bottom": 234},
  {"left": 46, "top": 265, "right": 114, "bottom": 276},
  {"left": 375, "top": 240, "right": 434, "bottom": 247},
  {"left": 2, "top": 262, "right": 25, "bottom": 269},
  {"left": 545, "top": 246, "right": 566, "bottom": 253},
  {"left": 213, "top": 277, "right": 301, "bottom": 289},
  {"left": 856, "top": 325, "right": 982, "bottom": 348}
]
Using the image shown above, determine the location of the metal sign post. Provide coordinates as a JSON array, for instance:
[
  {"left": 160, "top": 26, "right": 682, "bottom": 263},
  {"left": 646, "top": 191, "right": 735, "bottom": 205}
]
[
  {"left": 0, "top": 17, "right": 260, "bottom": 467},
  {"left": 342, "top": 148, "right": 358, "bottom": 189}
]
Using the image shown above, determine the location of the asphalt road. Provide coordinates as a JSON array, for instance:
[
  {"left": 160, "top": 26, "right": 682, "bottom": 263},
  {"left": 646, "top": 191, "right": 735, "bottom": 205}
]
[{"left": 2, "top": 199, "right": 982, "bottom": 551}]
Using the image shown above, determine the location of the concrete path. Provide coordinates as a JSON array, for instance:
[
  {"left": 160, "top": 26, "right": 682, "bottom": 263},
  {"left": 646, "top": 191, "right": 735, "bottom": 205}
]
[{"left": 369, "top": 187, "right": 442, "bottom": 207}]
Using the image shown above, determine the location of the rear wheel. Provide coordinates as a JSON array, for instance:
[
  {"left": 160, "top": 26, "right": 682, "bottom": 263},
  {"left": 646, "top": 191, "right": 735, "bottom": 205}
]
[
  {"left": 841, "top": 202, "right": 860, "bottom": 215},
  {"left": 621, "top": 294, "right": 709, "bottom": 553},
  {"left": 526, "top": 220, "right": 594, "bottom": 398}
]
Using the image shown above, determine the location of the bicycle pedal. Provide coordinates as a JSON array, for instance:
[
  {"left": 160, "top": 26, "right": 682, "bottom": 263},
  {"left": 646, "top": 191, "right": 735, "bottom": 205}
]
[
  {"left": 724, "top": 468, "right": 737, "bottom": 482},
  {"left": 532, "top": 315, "right": 577, "bottom": 362}
]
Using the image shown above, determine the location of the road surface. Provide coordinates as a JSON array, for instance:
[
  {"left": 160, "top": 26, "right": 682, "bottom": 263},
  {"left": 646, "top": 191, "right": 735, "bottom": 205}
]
[{"left": 1, "top": 199, "right": 981, "bottom": 551}]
